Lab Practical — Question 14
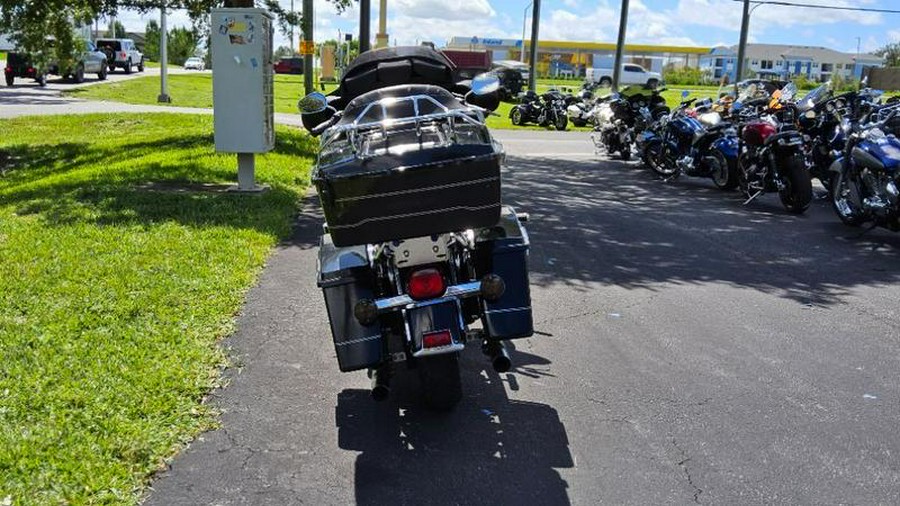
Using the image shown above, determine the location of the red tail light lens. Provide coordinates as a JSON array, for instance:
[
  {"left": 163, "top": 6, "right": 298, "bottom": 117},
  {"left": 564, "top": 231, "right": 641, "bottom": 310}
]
[
  {"left": 121, "top": 52, "right": 126, "bottom": 58},
  {"left": 423, "top": 330, "right": 452, "bottom": 348},
  {"left": 407, "top": 268, "right": 446, "bottom": 301},
  {"left": 4, "top": 67, "right": 11, "bottom": 73},
  {"left": 27, "top": 67, "right": 33, "bottom": 73}
]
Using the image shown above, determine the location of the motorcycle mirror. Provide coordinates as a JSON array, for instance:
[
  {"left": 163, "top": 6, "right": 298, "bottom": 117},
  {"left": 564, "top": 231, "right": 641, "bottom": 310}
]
[
  {"left": 298, "top": 92, "right": 328, "bottom": 114},
  {"left": 471, "top": 73, "right": 501, "bottom": 96},
  {"left": 732, "top": 101, "right": 743, "bottom": 112}
]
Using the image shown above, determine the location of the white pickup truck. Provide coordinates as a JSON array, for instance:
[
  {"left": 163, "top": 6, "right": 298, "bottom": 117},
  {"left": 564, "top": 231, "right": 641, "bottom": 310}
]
[{"left": 586, "top": 63, "right": 663, "bottom": 87}]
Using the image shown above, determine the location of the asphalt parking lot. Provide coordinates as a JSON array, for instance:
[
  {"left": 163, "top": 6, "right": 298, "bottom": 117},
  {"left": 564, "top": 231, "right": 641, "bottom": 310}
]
[{"left": 144, "top": 130, "right": 900, "bottom": 505}]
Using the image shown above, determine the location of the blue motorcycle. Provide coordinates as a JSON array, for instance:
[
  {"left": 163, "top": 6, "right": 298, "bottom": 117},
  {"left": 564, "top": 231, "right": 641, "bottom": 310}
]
[
  {"left": 830, "top": 106, "right": 900, "bottom": 231},
  {"left": 641, "top": 91, "right": 739, "bottom": 190}
]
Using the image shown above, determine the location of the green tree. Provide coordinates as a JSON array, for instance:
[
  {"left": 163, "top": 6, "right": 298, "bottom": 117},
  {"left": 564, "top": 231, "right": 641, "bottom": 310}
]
[
  {"left": 167, "top": 25, "right": 198, "bottom": 65},
  {"left": 144, "top": 19, "right": 160, "bottom": 61},
  {"left": 874, "top": 42, "right": 900, "bottom": 68},
  {"left": 105, "top": 19, "right": 126, "bottom": 38},
  {"left": 274, "top": 45, "right": 295, "bottom": 59}
]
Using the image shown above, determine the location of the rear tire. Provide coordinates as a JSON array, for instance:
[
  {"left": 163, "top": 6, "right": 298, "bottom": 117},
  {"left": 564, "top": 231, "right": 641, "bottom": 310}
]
[
  {"left": 599, "top": 77, "right": 612, "bottom": 87},
  {"left": 98, "top": 65, "right": 107, "bottom": 81},
  {"left": 647, "top": 78, "right": 659, "bottom": 89},
  {"left": 778, "top": 155, "right": 812, "bottom": 214},
  {"left": 137, "top": 59, "right": 144, "bottom": 72},
  {"left": 710, "top": 149, "right": 739, "bottom": 190},
  {"left": 419, "top": 353, "right": 462, "bottom": 411},
  {"left": 72, "top": 64, "right": 85, "bottom": 84},
  {"left": 5, "top": 75, "right": 13, "bottom": 87},
  {"left": 830, "top": 172, "right": 865, "bottom": 226},
  {"left": 124, "top": 59, "right": 132, "bottom": 74}
]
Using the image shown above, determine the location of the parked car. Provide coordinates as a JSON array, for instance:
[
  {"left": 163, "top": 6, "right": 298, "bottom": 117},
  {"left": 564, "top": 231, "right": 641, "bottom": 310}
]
[
  {"left": 4, "top": 51, "right": 46, "bottom": 86},
  {"left": 95, "top": 38, "right": 144, "bottom": 74},
  {"left": 274, "top": 57, "right": 303, "bottom": 74},
  {"left": 586, "top": 63, "right": 663, "bottom": 88},
  {"left": 183, "top": 57, "right": 205, "bottom": 71},
  {"left": 47, "top": 41, "right": 108, "bottom": 83}
]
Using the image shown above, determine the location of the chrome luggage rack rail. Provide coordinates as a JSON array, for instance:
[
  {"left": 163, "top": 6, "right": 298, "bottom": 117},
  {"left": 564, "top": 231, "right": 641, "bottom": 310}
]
[{"left": 318, "top": 94, "right": 495, "bottom": 165}]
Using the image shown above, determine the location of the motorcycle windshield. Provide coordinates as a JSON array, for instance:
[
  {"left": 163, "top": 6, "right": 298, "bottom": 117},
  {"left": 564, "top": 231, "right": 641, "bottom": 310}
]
[
  {"left": 618, "top": 85, "right": 648, "bottom": 99},
  {"left": 779, "top": 82, "right": 798, "bottom": 103},
  {"left": 799, "top": 83, "right": 831, "bottom": 111}
]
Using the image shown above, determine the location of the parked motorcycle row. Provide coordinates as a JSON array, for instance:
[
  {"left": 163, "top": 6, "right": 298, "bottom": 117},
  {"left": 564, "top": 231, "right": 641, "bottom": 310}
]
[{"left": 590, "top": 79, "right": 900, "bottom": 232}]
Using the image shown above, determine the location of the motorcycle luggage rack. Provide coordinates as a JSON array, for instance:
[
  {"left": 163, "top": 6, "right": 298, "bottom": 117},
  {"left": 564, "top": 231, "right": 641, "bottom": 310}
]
[{"left": 319, "top": 94, "right": 494, "bottom": 165}]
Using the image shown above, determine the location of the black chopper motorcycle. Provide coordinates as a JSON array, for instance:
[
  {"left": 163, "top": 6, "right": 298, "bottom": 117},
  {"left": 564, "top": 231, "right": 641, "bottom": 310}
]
[
  {"left": 298, "top": 47, "right": 535, "bottom": 410},
  {"left": 591, "top": 84, "right": 669, "bottom": 160},
  {"left": 510, "top": 89, "right": 569, "bottom": 130}
]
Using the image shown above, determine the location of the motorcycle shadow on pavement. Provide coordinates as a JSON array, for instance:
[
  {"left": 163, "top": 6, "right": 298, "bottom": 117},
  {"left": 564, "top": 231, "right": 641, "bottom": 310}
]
[
  {"left": 335, "top": 343, "right": 574, "bottom": 506},
  {"left": 501, "top": 155, "right": 900, "bottom": 306}
]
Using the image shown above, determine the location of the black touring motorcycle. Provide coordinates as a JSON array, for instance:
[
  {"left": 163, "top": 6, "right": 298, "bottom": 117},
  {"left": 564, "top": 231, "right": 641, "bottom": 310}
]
[{"left": 298, "top": 47, "right": 534, "bottom": 410}]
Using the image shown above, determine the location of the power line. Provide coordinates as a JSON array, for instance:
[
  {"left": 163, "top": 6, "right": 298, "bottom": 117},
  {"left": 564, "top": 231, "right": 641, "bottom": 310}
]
[{"left": 732, "top": 0, "right": 900, "bottom": 14}]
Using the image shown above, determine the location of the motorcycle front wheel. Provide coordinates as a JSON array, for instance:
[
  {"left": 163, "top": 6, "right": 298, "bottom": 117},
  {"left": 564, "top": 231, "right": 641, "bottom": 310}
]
[
  {"left": 511, "top": 108, "right": 524, "bottom": 126},
  {"left": 710, "top": 149, "right": 739, "bottom": 190},
  {"left": 777, "top": 155, "right": 812, "bottom": 214},
  {"left": 418, "top": 353, "right": 462, "bottom": 411},
  {"left": 830, "top": 171, "right": 866, "bottom": 226},
  {"left": 643, "top": 140, "right": 676, "bottom": 178},
  {"left": 554, "top": 114, "right": 568, "bottom": 131}
]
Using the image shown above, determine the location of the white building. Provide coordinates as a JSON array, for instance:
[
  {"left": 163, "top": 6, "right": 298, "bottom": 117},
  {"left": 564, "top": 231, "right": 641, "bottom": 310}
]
[{"left": 700, "top": 43, "right": 883, "bottom": 83}]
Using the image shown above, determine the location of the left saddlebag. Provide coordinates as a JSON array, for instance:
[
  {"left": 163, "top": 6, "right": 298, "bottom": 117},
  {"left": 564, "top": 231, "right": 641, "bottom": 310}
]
[{"left": 317, "top": 235, "right": 384, "bottom": 372}]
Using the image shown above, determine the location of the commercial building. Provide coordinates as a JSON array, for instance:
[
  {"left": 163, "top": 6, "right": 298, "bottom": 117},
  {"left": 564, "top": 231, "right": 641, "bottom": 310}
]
[
  {"left": 700, "top": 43, "right": 884, "bottom": 83},
  {"left": 445, "top": 36, "right": 710, "bottom": 78}
]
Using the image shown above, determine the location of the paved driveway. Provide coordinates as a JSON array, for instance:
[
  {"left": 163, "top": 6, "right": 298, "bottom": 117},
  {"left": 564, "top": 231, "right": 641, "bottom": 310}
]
[{"left": 137, "top": 130, "right": 900, "bottom": 505}]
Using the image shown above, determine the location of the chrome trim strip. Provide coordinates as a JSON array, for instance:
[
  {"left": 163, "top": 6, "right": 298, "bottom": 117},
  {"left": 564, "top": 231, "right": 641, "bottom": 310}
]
[
  {"left": 485, "top": 306, "right": 532, "bottom": 315},
  {"left": 327, "top": 204, "right": 500, "bottom": 230},
  {"left": 335, "top": 334, "right": 382, "bottom": 346},
  {"left": 412, "top": 342, "right": 466, "bottom": 358},
  {"left": 335, "top": 176, "right": 500, "bottom": 203},
  {"left": 375, "top": 281, "right": 482, "bottom": 312}
]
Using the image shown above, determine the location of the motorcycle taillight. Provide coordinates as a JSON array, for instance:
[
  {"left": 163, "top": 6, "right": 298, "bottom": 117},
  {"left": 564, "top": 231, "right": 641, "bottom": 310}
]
[
  {"left": 423, "top": 330, "right": 453, "bottom": 348},
  {"left": 407, "top": 268, "right": 446, "bottom": 301}
]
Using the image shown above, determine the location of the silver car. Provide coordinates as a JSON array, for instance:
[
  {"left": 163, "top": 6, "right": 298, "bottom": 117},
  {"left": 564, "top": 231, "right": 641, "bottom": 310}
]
[
  {"left": 183, "top": 57, "right": 205, "bottom": 71},
  {"left": 47, "top": 40, "right": 108, "bottom": 83}
]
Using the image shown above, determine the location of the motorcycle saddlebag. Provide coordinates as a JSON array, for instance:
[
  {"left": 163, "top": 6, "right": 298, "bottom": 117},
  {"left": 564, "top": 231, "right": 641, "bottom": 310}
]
[
  {"left": 317, "top": 234, "right": 384, "bottom": 372},
  {"left": 475, "top": 206, "right": 534, "bottom": 340},
  {"left": 315, "top": 142, "right": 502, "bottom": 247}
]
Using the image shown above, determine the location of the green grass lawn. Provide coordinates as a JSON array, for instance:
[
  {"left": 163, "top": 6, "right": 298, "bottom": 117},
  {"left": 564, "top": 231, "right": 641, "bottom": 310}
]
[
  {"left": 0, "top": 114, "right": 313, "bottom": 504},
  {"left": 66, "top": 73, "right": 336, "bottom": 115}
]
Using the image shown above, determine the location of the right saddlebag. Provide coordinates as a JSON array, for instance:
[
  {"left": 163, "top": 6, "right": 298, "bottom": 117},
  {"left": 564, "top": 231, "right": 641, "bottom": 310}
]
[
  {"left": 317, "top": 235, "right": 384, "bottom": 372},
  {"left": 476, "top": 206, "right": 534, "bottom": 340}
]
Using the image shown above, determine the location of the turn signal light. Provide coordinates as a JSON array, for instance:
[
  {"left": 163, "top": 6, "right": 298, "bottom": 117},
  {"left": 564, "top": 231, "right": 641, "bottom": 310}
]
[
  {"left": 423, "top": 330, "right": 452, "bottom": 348},
  {"left": 407, "top": 268, "right": 446, "bottom": 300}
]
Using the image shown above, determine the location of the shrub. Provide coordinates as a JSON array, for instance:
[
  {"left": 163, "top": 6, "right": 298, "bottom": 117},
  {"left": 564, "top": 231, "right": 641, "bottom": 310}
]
[{"left": 663, "top": 66, "right": 705, "bottom": 86}]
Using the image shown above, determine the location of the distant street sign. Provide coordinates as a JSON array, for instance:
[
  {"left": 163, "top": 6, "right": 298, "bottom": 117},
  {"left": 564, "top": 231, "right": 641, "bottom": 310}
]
[{"left": 299, "top": 40, "right": 316, "bottom": 55}]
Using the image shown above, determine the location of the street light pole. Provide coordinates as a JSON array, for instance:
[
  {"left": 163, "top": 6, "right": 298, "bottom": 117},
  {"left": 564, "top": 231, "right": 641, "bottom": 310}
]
[
  {"left": 303, "top": 0, "right": 313, "bottom": 94},
  {"left": 521, "top": 1, "right": 532, "bottom": 63},
  {"left": 359, "top": 0, "right": 371, "bottom": 53},
  {"left": 527, "top": 0, "right": 540, "bottom": 91},
  {"left": 157, "top": 5, "right": 170, "bottom": 103},
  {"left": 735, "top": 0, "right": 750, "bottom": 95},
  {"left": 611, "top": 0, "right": 629, "bottom": 91}
]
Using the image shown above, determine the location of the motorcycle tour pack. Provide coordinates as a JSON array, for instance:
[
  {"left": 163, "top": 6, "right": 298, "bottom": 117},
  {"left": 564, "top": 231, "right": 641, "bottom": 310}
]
[{"left": 305, "top": 47, "right": 534, "bottom": 380}]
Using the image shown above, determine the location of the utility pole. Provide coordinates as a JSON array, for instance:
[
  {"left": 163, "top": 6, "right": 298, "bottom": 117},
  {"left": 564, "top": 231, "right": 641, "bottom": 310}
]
[
  {"left": 359, "top": 0, "right": 371, "bottom": 53},
  {"left": 375, "top": 0, "right": 388, "bottom": 48},
  {"left": 303, "top": 0, "right": 313, "bottom": 94},
  {"left": 527, "top": 0, "right": 540, "bottom": 92},
  {"left": 735, "top": 0, "right": 750, "bottom": 95},
  {"left": 521, "top": 1, "right": 532, "bottom": 63},
  {"left": 611, "top": 0, "right": 629, "bottom": 91},
  {"left": 158, "top": 5, "right": 170, "bottom": 103},
  {"left": 290, "top": 0, "right": 295, "bottom": 54}
]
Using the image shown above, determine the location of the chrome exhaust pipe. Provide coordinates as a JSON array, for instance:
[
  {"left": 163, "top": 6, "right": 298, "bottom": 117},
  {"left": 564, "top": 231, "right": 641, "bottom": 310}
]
[{"left": 484, "top": 341, "right": 512, "bottom": 373}]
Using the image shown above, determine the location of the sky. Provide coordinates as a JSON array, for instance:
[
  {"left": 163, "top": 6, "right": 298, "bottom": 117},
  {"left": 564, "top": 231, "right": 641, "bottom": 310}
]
[{"left": 114, "top": 0, "right": 900, "bottom": 55}]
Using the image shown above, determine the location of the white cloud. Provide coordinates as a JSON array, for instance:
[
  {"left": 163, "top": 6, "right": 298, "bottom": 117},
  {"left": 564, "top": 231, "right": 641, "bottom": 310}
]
[
  {"left": 393, "top": 0, "right": 495, "bottom": 21},
  {"left": 675, "top": 0, "right": 882, "bottom": 31},
  {"left": 562, "top": 0, "right": 581, "bottom": 8},
  {"left": 539, "top": 0, "right": 699, "bottom": 46}
]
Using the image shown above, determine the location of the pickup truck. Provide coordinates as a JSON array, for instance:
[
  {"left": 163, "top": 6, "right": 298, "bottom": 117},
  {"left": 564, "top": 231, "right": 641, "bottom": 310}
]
[{"left": 586, "top": 63, "right": 662, "bottom": 88}]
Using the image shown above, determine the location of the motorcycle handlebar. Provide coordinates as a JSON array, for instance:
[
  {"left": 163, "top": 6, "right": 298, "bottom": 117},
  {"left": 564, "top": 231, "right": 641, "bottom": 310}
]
[{"left": 310, "top": 114, "right": 341, "bottom": 137}]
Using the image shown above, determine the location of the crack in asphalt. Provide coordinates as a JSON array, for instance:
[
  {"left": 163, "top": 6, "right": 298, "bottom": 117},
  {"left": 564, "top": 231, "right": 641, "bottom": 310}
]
[{"left": 672, "top": 438, "right": 704, "bottom": 504}]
